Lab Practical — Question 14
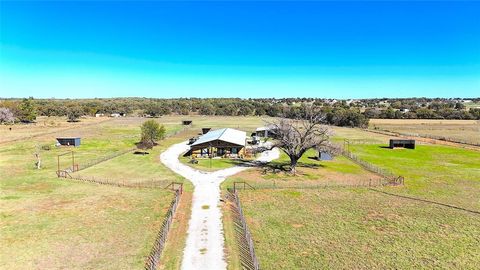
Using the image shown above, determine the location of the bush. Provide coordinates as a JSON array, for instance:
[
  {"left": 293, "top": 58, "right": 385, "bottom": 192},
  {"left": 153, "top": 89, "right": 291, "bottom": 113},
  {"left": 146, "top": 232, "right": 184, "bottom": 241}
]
[{"left": 41, "top": 144, "right": 51, "bottom": 151}]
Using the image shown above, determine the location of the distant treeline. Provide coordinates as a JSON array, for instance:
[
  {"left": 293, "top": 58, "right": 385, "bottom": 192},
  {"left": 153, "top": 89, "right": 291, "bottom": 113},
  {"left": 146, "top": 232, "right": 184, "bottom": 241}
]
[{"left": 1, "top": 97, "right": 479, "bottom": 127}]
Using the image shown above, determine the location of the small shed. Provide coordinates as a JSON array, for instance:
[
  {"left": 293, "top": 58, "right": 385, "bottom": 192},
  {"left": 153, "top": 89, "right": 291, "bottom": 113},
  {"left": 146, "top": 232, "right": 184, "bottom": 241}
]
[
  {"left": 255, "top": 125, "right": 277, "bottom": 138},
  {"left": 202, "top": 128, "right": 211, "bottom": 134},
  {"left": 182, "top": 120, "right": 193, "bottom": 125},
  {"left": 319, "top": 151, "right": 333, "bottom": 161},
  {"left": 56, "top": 137, "right": 81, "bottom": 147},
  {"left": 389, "top": 139, "right": 415, "bottom": 149}
]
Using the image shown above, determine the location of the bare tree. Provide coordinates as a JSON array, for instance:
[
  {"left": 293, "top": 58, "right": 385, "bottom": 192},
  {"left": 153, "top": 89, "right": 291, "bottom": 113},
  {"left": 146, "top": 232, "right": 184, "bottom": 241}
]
[
  {"left": 0, "top": 107, "right": 14, "bottom": 124},
  {"left": 266, "top": 108, "right": 334, "bottom": 174}
]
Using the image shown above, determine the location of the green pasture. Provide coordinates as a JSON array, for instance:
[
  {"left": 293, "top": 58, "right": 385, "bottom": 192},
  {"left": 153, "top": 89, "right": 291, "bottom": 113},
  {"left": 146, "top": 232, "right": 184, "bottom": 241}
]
[
  {"left": 222, "top": 149, "right": 380, "bottom": 190},
  {"left": 224, "top": 126, "right": 480, "bottom": 270},
  {"left": 347, "top": 143, "right": 480, "bottom": 210},
  {"left": 235, "top": 188, "right": 480, "bottom": 269}
]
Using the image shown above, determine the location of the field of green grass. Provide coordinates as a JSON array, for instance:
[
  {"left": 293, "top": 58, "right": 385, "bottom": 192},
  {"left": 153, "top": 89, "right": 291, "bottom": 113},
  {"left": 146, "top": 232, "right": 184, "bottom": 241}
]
[
  {"left": 347, "top": 143, "right": 480, "bottom": 211},
  {"left": 222, "top": 149, "right": 382, "bottom": 190},
  {"left": 236, "top": 188, "right": 480, "bottom": 269},
  {"left": 77, "top": 131, "right": 193, "bottom": 187},
  {"left": 0, "top": 116, "right": 191, "bottom": 269}
]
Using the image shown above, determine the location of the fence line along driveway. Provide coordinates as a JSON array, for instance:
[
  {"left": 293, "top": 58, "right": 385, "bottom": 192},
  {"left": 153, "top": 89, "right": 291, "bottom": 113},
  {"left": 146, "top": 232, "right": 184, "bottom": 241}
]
[{"left": 160, "top": 141, "right": 279, "bottom": 270}]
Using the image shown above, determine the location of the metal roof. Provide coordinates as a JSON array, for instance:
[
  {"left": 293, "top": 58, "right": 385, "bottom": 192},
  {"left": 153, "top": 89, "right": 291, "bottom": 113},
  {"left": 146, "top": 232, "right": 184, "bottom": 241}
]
[
  {"left": 256, "top": 125, "right": 275, "bottom": 132},
  {"left": 191, "top": 128, "right": 246, "bottom": 147}
]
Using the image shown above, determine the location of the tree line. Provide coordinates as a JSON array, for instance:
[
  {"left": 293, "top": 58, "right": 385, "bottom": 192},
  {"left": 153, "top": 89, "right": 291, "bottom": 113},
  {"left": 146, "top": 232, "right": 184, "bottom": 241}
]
[{"left": 1, "top": 97, "right": 479, "bottom": 127}]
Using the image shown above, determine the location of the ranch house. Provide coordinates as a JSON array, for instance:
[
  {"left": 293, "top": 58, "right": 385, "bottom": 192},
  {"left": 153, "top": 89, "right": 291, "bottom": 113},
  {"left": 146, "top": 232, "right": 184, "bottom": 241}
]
[{"left": 185, "top": 128, "right": 246, "bottom": 158}]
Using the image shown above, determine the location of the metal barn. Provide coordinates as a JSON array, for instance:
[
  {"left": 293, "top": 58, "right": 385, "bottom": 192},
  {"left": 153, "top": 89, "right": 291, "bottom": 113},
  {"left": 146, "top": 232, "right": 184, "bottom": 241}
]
[{"left": 185, "top": 128, "right": 246, "bottom": 158}]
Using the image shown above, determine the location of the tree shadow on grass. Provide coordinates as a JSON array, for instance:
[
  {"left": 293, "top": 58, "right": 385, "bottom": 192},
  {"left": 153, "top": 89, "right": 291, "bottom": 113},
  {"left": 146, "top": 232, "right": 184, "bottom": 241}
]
[{"left": 232, "top": 157, "right": 324, "bottom": 175}]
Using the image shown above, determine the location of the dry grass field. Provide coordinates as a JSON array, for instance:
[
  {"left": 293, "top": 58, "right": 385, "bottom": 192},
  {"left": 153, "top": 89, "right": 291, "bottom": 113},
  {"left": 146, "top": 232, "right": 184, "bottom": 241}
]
[
  {"left": 369, "top": 118, "right": 480, "bottom": 144},
  {"left": 0, "top": 116, "right": 109, "bottom": 144},
  {"left": 0, "top": 116, "right": 191, "bottom": 269}
]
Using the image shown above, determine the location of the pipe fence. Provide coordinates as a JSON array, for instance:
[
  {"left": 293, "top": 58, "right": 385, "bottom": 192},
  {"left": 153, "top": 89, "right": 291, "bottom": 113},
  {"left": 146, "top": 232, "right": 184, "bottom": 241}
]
[
  {"left": 145, "top": 187, "right": 183, "bottom": 270},
  {"left": 227, "top": 189, "right": 260, "bottom": 270}
]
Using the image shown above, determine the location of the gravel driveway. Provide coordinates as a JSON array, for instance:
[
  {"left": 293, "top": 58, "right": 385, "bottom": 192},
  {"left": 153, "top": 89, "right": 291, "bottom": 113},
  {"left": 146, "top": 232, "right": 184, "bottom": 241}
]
[{"left": 160, "top": 141, "right": 279, "bottom": 270}]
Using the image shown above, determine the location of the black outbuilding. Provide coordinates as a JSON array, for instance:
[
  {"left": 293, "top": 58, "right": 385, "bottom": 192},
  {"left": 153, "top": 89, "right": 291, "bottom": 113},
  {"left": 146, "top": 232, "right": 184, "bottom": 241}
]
[{"left": 389, "top": 139, "right": 415, "bottom": 149}]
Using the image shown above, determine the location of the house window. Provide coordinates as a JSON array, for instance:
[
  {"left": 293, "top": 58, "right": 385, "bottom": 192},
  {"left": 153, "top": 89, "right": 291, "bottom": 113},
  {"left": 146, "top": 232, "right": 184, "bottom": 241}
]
[{"left": 231, "top": 147, "right": 238, "bottom": 154}]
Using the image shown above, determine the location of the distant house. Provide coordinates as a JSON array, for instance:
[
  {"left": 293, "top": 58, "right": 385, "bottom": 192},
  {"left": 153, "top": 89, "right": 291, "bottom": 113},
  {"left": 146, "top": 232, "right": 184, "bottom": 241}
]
[
  {"left": 182, "top": 120, "right": 193, "bottom": 125},
  {"left": 56, "top": 137, "right": 81, "bottom": 147},
  {"left": 389, "top": 139, "right": 415, "bottom": 149},
  {"left": 110, "top": 113, "right": 125, "bottom": 117},
  {"left": 185, "top": 128, "right": 246, "bottom": 158},
  {"left": 255, "top": 125, "right": 277, "bottom": 138},
  {"left": 95, "top": 113, "right": 104, "bottom": 117}
]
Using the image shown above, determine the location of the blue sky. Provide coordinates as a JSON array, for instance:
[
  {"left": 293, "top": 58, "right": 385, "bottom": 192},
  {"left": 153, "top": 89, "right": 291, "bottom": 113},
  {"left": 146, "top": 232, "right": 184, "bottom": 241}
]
[{"left": 1, "top": 1, "right": 479, "bottom": 98}]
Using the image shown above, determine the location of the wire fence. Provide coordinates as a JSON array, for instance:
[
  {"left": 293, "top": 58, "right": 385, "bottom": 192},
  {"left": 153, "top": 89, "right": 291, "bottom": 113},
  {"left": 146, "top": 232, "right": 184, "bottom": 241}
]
[
  {"left": 337, "top": 144, "right": 404, "bottom": 186},
  {"left": 75, "top": 126, "right": 190, "bottom": 172},
  {"left": 56, "top": 125, "right": 191, "bottom": 176},
  {"left": 366, "top": 128, "right": 480, "bottom": 147},
  {"left": 76, "top": 148, "right": 137, "bottom": 172},
  {"left": 56, "top": 172, "right": 176, "bottom": 189},
  {"left": 341, "top": 149, "right": 404, "bottom": 185},
  {"left": 226, "top": 178, "right": 393, "bottom": 191},
  {"left": 145, "top": 188, "right": 183, "bottom": 270},
  {"left": 226, "top": 189, "right": 260, "bottom": 270}
]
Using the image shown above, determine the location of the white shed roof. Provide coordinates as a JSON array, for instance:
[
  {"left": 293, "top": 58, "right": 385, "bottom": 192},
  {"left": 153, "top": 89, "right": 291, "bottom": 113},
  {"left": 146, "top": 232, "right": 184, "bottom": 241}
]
[
  {"left": 191, "top": 128, "right": 246, "bottom": 147},
  {"left": 256, "top": 125, "right": 275, "bottom": 132}
]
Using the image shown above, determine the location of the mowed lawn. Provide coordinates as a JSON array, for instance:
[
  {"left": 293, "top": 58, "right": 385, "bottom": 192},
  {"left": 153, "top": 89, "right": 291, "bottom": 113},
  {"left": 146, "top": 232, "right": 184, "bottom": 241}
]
[
  {"left": 222, "top": 149, "right": 382, "bottom": 190},
  {"left": 0, "top": 116, "right": 190, "bottom": 269},
  {"left": 180, "top": 156, "right": 247, "bottom": 172},
  {"left": 237, "top": 188, "right": 480, "bottom": 269}
]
